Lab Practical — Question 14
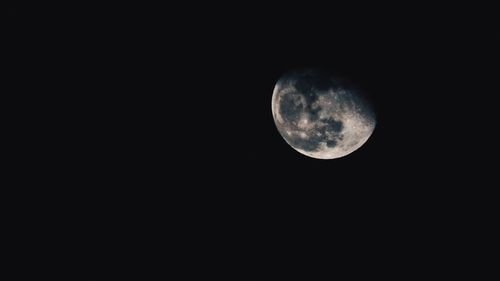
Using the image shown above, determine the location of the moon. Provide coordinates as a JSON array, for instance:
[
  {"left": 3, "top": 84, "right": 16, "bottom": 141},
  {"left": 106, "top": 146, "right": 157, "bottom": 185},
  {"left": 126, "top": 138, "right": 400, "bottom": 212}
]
[{"left": 271, "top": 69, "right": 376, "bottom": 159}]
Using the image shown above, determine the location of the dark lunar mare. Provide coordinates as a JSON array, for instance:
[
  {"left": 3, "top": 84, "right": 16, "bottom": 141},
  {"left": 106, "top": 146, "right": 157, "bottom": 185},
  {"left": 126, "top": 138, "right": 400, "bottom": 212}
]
[
  {"left": 278, "top": 93, "right": 304, "bottom": 123},
  {"left": 321, "top": 117, "right": 343, "bottom": 133}
]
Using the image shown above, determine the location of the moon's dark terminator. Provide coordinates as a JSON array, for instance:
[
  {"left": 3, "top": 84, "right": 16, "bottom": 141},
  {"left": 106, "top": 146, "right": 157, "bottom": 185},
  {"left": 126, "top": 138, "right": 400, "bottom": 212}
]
[{"left": 272, "top": 69, "right": 376, "bottom": 159}]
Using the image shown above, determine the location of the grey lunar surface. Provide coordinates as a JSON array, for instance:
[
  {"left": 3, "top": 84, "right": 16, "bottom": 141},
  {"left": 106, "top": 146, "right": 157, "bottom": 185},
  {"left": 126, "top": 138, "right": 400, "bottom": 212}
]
[{"left": 272, "top": 69, "right": 376, "bottom": 159}]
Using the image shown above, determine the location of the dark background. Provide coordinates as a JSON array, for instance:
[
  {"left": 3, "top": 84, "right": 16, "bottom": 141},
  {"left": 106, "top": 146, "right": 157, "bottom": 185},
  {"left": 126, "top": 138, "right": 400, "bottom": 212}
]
[{"left": 6, "top": 3, "right": 498, "bottom": 280}]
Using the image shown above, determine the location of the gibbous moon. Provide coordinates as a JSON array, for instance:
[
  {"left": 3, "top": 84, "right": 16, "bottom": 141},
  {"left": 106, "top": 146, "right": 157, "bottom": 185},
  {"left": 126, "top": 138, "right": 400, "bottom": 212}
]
[{"left": 272, "top": 69, "right": 376, "bottom": 159}]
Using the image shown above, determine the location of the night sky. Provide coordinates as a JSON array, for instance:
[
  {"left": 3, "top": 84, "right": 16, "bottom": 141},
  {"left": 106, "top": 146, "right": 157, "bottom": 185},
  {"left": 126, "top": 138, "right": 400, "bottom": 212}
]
[{"left": 6, "top": 3, "right": 498, "bottom": 280}]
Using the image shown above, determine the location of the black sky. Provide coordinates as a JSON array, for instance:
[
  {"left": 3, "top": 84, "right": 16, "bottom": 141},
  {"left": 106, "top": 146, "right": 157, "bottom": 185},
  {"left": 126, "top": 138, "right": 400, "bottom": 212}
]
[{"left": 6, "top": 3, "right": 499, "bottom": 280}]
